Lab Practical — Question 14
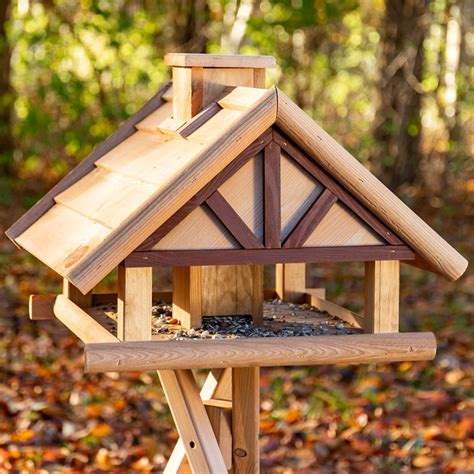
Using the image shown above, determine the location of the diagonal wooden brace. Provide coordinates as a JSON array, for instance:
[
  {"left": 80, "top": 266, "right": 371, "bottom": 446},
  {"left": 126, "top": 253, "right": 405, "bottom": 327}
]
[{"left": 159, "top": 369, "right": 228, "bottom": 473}]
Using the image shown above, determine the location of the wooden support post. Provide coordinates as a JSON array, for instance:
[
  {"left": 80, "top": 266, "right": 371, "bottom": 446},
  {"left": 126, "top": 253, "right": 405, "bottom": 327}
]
[
  {"left": 232, "top": 367, "right": 259, "bottom": 473},
  {"left": 63, "top": 278, "right": 92, "bottom": 308},
  {"left": 165, "top": 368, "right": 232, "bottom": 473},
  {"left": 364, "top": 260, "right": 399, "bottom": 333},
  {"left": 172, "top": 266, "right": 202, "bottom": 330},
  {"left": 251, "top": 265, "right": 264, "bottom": 326},
  {"left": 117, "top": 265, "right": 152, "bottom": 341},
  {"left": 275, "top": 263, "right": 306, "bottom": 303},
  {"left": 159, "top": 369, "right": 227, "bottom": 473}
]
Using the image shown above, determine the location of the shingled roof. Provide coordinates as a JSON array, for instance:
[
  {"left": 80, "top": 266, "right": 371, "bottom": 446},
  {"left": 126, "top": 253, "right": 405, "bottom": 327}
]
[{"left": 6, "top": 83, "right": 467, "bottom": 293}]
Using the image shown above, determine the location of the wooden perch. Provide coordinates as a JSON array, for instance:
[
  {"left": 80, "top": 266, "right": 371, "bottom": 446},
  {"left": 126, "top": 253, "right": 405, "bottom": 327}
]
[{"left": 85, "top": 332, "right": 436, "bottom": 373}]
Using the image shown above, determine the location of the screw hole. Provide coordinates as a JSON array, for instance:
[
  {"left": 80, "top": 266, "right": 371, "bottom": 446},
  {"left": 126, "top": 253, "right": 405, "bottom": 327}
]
[{"left": 190, "top": 441, "right": 195, "bottom": 449}]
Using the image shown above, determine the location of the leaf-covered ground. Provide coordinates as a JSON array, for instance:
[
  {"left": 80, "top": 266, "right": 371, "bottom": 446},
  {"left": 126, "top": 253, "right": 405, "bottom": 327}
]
[{"left": 1, "top": 198, "right": 473, "bottom": 473}]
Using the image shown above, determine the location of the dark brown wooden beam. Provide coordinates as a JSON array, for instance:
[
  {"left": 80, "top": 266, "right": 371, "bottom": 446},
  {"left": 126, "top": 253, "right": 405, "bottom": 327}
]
[
  {"left": 283, "top": 188, "right": 338, "bottom": 248},
  {"left": 264, "top": 140, "right": 281, "bottom": 248},
  {"left": 136, "top": 129, "right": 273, "bottom": 250},
  {"left": 206, "top": 191, "right": 264, "bottom": 249},
  {"left": 125, "top": 245, "right": 414, "bottom": 267},
  {"left": 273, "top": 129, "right": 404, "bottom": 246}
]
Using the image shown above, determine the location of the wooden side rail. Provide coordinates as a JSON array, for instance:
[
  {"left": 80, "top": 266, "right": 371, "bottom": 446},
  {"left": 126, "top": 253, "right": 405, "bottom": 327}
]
[
  {"left": 85, "top": 332, "right": 436, "bottom": 372},
  {"left": 53, "top": 295, "right": 118, "bottom": 344}
]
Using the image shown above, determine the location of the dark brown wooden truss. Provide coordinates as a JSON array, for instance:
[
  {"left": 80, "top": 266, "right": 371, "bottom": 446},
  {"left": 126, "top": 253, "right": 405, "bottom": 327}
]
[{"left": 126, "top": 128, "right": 414, "bottom": 267}]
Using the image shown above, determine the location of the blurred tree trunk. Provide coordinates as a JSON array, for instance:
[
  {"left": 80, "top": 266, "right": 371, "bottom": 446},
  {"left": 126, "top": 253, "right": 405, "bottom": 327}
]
[
  {"left": 0, "top": 0, "right": 13, "bottom": 177},
  {"left": 373, "top": 0, "right": 431, "bottom": 191},
  {"left": 168, "top": 0, "right": 209, "bottom": 53}
]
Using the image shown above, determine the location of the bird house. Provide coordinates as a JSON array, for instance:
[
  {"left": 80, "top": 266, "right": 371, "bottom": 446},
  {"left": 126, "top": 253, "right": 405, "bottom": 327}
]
[{"left": 6, "top": 54, "right": 467, "bottom": 472}]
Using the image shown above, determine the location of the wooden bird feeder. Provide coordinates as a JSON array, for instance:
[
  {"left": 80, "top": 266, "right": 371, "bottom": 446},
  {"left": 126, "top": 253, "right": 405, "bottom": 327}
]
[{"left": 7, "top": 53, "right": 467, "bottom": 473}]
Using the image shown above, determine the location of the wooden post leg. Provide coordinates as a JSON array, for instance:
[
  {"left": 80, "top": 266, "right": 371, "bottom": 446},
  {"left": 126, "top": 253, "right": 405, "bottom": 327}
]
[
  {"left": 165, "top": 369, "right": 233, "bottom": 473},
  {"left": 232, "top": 367, "right": 259, "bottom": 473},
  {"left": 159, "top": 369, "right": 227, "bottom": 474},
  {"left": 275, "top": 263, "right": 306, "bottom": 303},
  {"left": 173, "top": 267, "right": 202, "bottom": 330},
  {"left": 117, "top": 265, "right": 152, "bottom": 341},
  {"left": 364, "top": 260, "right": 399, "bottom": 333}
]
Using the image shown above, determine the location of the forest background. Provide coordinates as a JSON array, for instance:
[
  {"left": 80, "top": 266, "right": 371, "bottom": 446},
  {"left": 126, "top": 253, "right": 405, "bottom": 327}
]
[{"left": 0, "top": 0, "right": 472, "bottom": 471}]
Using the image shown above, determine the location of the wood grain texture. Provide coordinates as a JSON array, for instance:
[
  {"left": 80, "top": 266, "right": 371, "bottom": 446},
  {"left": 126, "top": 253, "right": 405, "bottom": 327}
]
[
  {"left": 365, "top": 260, "right": 400, "bottom": 333},
  {"left": 6, "top": 82, "right": 171, "bottom": 243},
  {"left": 29, "top": 294, "right": 57, "bottom": 320},
  {"left": 283, "top": 188, "right": 337, "bottom": 248},
  {"left": 305, "top": 290, "right": 364, "bottom": 328},
  {"left": 274, "top": 130, "right": 401, "bottom": 246},
  {"left": 303, "top": 202, "right": 386, "bottom": 248},
  {"left": 218, "top": 153, "right": 264, "bottom": 242},
  {"left": 54, "top": 167, "right": 159, "bottom": 229},
  {"left": 172, "top": 66, "right": 203, "bottom": 120},
  {"left": 275, "top": 263, "right": 306, "bottom": 303},
  {"left": 158, "top": 369, "right": 227, "bottom": 473},
  {"left": 172, "top": 266, "right": 202, "bottom": 329},
  {"left": 15, "top": 204, "right": 112, "bottom": 277},
  {"left": 264, "top": 141, "right": 281, "bottom": 248},
  {"left": 275, "top": 89, "right": 467, "bottom": 280},
  {"left": 126, "top": 246, "right": 414, "bottom": 267},
  {"left": 54, "top": 295, "right": 118, "bottom": 344},
  {"left": 232, "top": 368, "right": 259, "bottom": 473},
  {"left": 135, "top": 101, "right": 174, "bottom": 133},
  {"left": 203, "top": 69, "right": 255, "bottom": 107},
  {"left": 280, "top": 152, "right": 324, "bottom": 241},
  {"left": 206, "top": 191, "right": 263, "bottom": 249},
  {"left": 85, "top": 332, "right": 437, "bottom": 372},
  {"left": 153, "top": 205, "right": 239, "bottom": 251},
  {"left": 117, "top": 266, "right": 152, "bottom": 341},
  {"left": 68, "top": 87, "right": 277, "bottom": 293},
  {"left": 63, "top": 278, "right": 92, "bottom": 307},
  {"left": 137, "top": 130, "right": 271, "bottom": 251},
  {"left": 165, "top": 53, "right": 276, "bottom": 68},
  {"left": 218, "top": 85, "right": 269, "bottom": 111}
]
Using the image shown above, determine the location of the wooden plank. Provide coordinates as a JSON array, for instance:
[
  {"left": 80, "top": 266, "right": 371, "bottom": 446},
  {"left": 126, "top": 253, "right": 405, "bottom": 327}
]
[
  {"left": 218, "top": 153, "right": 264, "bottom": 243},
  {"left": 54, "top": 295, "right": 118, "bottom": 344},
  {"left": 158, "top": 370, "right": 227, "bottom": 473},
  {"left": 172, "top": 66, "right": 203, "bottom": 120},
  {"left": 137, "top": 130, "right": 272, "bottom": 251},
  {"left": 252, "top": 265, "right": 264, "bottom": 326},
  {"left": 233, "top": 368, "right": 259, "bottom": 473},
  {"left": 97, "top": 133, "right": 201, "bottom": 187},
  {"left": 85, "top": 332, "right": 437, "bottom": 372},
  {"left": 117, "top": 265, "right": 152, "bottom": 341},
  {"left": 203, "top": 69, "right": 254, "bottom": 107},
  {"left": 304, "top": 202, "right": 386, "bottom": 247},
  {"left": 253, "top": 68, "right": 266, "bottom": 88},
  {"left": 283, "top": 189, "right": 337, "bottom": 248},
  {"left": 218, "top": 85, "right": 270, "bottom": 111},
  {"left": 165, "top": 53, "right": 276, "bottom": 69},
  {"left": 29, "top": 294, "right": 56, "bottom": 320},
  {"left": 275, "top": 94, "right": 468, "bottom": 281},
  {"left": 67, "top": 89, "right": 277, "bottom": 294},
  {"left": 276, "top": 263, "right": 306, "bottom": 303},
  {"left": 15, "top": 204, "right": 112, "bottom": 277},
  {"left": 365, "top": 261, "right": 400, "bottom": 333},
  {"left": 305, "top": 290, "right": 364, "bottom": 328},
  {"left": 216, "top": 265, "right": 238, "bottom": 315},
  {"left": 172, "top": 266, "right": 202, "bottom": 329},
  {"left": 157, "top": 117, "right": 187, "bottom": 137},
  {"left": 280, "top": 152, "right": 323, "bottom": 241},
  {"left": 126, "top": 245, "right": 415, "bottom": 267},
  {"left": 179, "top": 102, "right": 222, "bottom": 138},
  {"left": 274, "top": 130, "right": 403, "bottom": 246},
  {"left": 206, "top": 191, "right": 264, "bottom": 249},
  {"left": 63, "top": 278, "right": 92, "bottom": 308},
  {"left": 153, "top": 205, "right": 238, "bottom": 250},
  {"left": 135, "top": 100, "right": 174, "bottom": 133},
  {"left": 6, "top": 82, "right": 171, "bottom": 243},
  {"left": 264, "top": 141, "right": 281, "bottom": 248},
  {"left": 54, "top": 167, "right": 159, "bottom": 229}
]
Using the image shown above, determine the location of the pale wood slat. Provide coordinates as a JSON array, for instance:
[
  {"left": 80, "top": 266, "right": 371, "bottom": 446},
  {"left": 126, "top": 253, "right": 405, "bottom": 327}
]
[
  {"left": 280, "top": 152, "right": 324, "bottom": 241},
  {"left": 55, "top": 167, "right": 159, "bottom": 229},
  {"left": 135, "top": 100, "right": 174, "bottom": 133},
  {"left": 303, "top": 202, "right": 386, "bottom": 247},
  {"left": 164, "top": 53, "right": 276, "bottom": 68},
  {"left": 218, "top": 85, "right": 271, "bottom": 111},
  {"left": 186, "top": 108, "right": 243, "bottom": 144},
  {"left": 16, "top": 204, "right": 112, "bottom": 276}
]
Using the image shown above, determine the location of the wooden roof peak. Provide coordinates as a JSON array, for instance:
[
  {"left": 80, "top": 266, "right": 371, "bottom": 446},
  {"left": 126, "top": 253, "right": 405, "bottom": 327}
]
[{"left": 5, "top": 82, "right": 467, "bottom": 293}]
